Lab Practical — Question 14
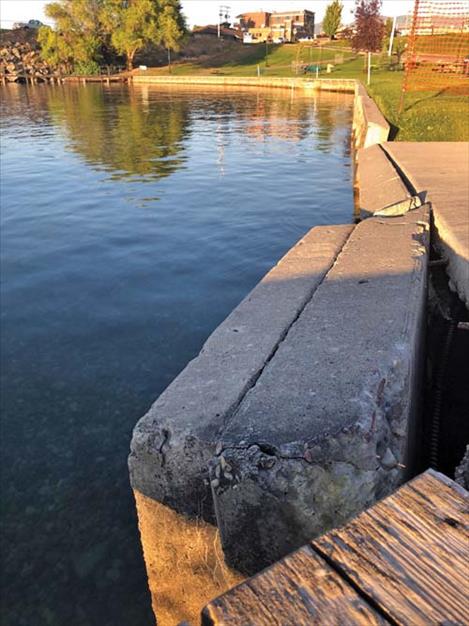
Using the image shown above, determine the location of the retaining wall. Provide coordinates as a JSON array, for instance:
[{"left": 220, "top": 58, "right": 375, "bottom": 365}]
[{"left": 352, "top": 83, "right": 390, "bottom": 150}]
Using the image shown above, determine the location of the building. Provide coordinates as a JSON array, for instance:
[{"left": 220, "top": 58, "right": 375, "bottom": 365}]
[
  {"left": 237, "top": 11, "right": 271, "bottom": 30},
  {"left": 269, "top": 10, "right": 315, "bottom": 41},
  {"left": 237, "top": 9, "right": 315, "bottom": 43}
]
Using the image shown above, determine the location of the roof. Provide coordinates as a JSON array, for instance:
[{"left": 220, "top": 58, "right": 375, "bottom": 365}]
[{"left": 192, "top": 25, "right": 242, "bottom": 39}]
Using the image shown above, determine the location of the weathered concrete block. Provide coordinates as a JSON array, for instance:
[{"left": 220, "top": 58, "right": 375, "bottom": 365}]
[
  {"left": 357, "top": 144, "right": 421, "bottom": 218},
  {"left": 455, "top": 445, "right": 469, "bottom": 490},
  {"left": 352, "top": 85, "right": 390, "bottom": 150},
  {"left": 129, "top": 225, "right": 353, "bottom": 521},
  {"left": 211, "top": 206, "right": 430, "bottom": 573}
]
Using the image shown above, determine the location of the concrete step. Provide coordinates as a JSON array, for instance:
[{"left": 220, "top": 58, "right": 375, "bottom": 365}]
[{"left": 211, "top": 206, "right": 430, "bottom": 573}]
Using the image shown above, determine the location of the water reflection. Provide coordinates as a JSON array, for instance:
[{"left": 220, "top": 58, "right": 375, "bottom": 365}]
[
  {"left": 46, "top": 86, "right": 191, "bottom": 181},
  {"left": 1, "top": 83, "right": 353, "bottom": 626}
]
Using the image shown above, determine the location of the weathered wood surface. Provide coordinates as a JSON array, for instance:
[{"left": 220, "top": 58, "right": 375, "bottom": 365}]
[
  {"left": 202, "top": 544, "right": 389, "bottom": 626},
  {"left": 314, "top": 469, "right": 469, "bottom": 626},
  {"left": 202, "top": 470, "right": 469, "bottom": 625}
]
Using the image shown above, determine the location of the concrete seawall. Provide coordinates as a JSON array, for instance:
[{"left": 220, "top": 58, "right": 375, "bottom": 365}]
[{"left": 126, "top": 78, "right": 448, "bottom": 625}]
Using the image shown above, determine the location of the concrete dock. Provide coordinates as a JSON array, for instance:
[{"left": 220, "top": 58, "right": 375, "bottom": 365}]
[{"left": 127, "top": 78, "right": 469, "bottom": 625}]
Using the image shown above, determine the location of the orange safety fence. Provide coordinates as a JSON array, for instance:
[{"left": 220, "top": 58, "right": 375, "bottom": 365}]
[{"left": 402, "top": 0, "right": 469, "bottom": 95}]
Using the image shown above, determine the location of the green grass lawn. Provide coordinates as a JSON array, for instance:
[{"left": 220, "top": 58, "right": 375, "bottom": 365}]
[
  {"left": 140, "top": 43, "right": 469, "bottom": 142},
  {"left": 331, "top": 56, "right": 469, "bottom": 142}
]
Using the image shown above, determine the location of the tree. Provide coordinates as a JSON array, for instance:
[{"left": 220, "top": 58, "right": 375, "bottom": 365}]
[
  {"left": 393, "top": 38, "right": 406, "bottom": 68},
  {"left": 157, "top": 0, "right": 186, "bottom": 72},
  {"left": 37, "top": 26, "right": 75, "bottom": 73},
  {"left": 39, "top": 0, "right": 105, "bottom": 72},
  {"left": 352, "top": 0, "right": 385, "bottom": 53},
  {"left": 323, "top": 0, "right": 343, "bottom": 40},
  {"left": 40, "top": 0, "right": 186, "bottom": 73},
  {"left": 100, "top": 0, "right": 186, "bottom": 71}
]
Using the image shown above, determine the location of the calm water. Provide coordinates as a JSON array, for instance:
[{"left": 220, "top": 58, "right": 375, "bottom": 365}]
[{"left": 0, "top": 83, "right": 353, "bottom": 625}]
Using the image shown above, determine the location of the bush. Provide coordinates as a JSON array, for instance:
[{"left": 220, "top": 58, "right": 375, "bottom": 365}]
[{"left": 74, "top": 60, "right": 101, "bottom": 75}]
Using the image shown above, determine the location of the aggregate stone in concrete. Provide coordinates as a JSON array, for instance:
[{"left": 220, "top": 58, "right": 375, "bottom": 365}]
[
  {"left": 455, "top": 445, "right": 469, "bottom": 490},
  {"left": 211, "top": 206, "right": 430, "bottom": 573},
  {"left": 382, "top": 142, "right": 469, "bottom": 308},
  {"left": 357, "top": 144, "right": 420, "bottom": 218},
  {"left": 129, "top": 224, "right": 353, "bottom": 520}
]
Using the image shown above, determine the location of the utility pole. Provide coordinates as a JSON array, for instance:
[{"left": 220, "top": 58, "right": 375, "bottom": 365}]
[
  {"left": 388, "top": 15, "right": 397, "bottom": 57},
  {"left": 218, "top": 5, "right": 230, "bottom": 38}
]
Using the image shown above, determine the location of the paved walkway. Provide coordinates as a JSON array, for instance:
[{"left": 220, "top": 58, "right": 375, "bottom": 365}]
[{"left": 382, "top": 142, "right": 469, "bottom": 307}]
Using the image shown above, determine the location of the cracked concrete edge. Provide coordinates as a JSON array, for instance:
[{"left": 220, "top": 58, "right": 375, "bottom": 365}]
[
  {"left": 357, "top": 144, "right": 420, "bottom": 218},
  {"left": 128, "top": 224, "right": 354, "bottom": 519},
  {"left": 432, "top": 216, "right": 469, "bottom": 308},
  {"left": 209, "top": 206, "right": 430, "bottom": 572}
]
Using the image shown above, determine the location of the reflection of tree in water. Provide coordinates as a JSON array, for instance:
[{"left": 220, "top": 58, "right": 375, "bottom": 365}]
[{"left": 47, "top": 85, "right": 191, "bottom": 181}]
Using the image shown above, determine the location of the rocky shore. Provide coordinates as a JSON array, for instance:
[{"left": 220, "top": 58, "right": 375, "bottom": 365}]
[{"left": 0, "top": 40, "right": 62, "bottom": 84}]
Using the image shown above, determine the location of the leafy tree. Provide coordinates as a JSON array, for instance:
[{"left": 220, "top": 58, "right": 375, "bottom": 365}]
[
  {"left": 37, "top": 25, "right": 75, "bottom": 73},
  {"left": 40, "top": 0, "right": 186, "bottom": 73},
  {"left": 100, "top": 0, "right": 186, "bottom": 71},
  {"left": 157, "top": 0, "right": 186, "bottom": 71},
  {"left": 322, "top": 0, "right": 343, "bottom": 40},
  {"left": 352, "top": 0, "right": 385, "bottom": 53},
  {"left": 392, "top": 37, "right": 406, "bottom": 68},
  {"left": 39, "top": 0, "right": 105, "bottom": 71}
]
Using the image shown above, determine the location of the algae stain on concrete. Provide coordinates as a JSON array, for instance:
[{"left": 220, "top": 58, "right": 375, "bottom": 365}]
[{"left": 134, "top": 490, "right": 242, "bottom": 625}]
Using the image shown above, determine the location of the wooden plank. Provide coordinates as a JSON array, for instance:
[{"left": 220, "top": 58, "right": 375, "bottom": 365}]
[
  {"left": 313, "top": 469, "right": 469, "bottom": 626},
  {"left": 202, "top": 544, "right": 390, "bottom": 626}
]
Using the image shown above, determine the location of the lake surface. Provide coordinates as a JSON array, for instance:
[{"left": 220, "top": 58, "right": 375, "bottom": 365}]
[{"left": 0, "top": 83, "right": 353, "bottom": 626}]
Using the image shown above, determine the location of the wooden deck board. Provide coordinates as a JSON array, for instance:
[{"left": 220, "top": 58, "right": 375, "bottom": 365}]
[
  {"left": 202, "top": 470, "right": 469, "bottom": 625},
  {"left": 202, "top": 545, "right": 389, "bottom": 626},
  {"left": 313, "top": 470, "right": 469, "bottom": 626}
]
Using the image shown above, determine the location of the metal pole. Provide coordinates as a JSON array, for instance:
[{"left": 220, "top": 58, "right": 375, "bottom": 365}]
[
  {"left": 367, "top": 51, "right": 371, "bottom": 85},
  {"left": 399, "top": 0, "right": 420, "bottom": 114},
  {"left": 388, "top": 15, "right": 397, "bottom": 57}
]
